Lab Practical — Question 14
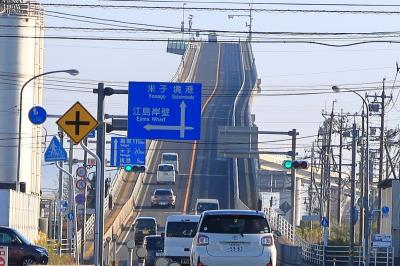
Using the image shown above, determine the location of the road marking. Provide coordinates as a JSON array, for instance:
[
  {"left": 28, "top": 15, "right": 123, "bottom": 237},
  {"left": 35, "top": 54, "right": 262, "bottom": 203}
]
[{"left": 183, "top": 43, "right": 222, "bottom": 213}]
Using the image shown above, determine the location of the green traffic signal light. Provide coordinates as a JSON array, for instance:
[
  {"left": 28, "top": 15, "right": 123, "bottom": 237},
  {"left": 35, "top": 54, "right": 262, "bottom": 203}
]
[
  {"left": 282, "top": 160, "right": 293, "bottom": 169},
  {"left": 124, "top": 165, "right": 133, "bottom": 172}
]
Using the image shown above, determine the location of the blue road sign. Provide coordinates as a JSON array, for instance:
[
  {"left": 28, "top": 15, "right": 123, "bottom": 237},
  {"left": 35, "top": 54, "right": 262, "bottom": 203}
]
[
  {"left": 44, "top": 136, "right": 68, "bottom": 162},
  {"left": 382, "top": 206, "right": 390, "bottom": 217},
  {"left": 321, "top": 217, "right": 329, "bottom": 227},
  {"left": 87, "top": 130, "right": 96, "bottom": 138},
  {"left": 61, "top": 200, "right": 68, "bottom": 208},
  {"left": 28, "top": 106, "right": 47, "bottom": 125},
  {"left": 110, "top": 137, "right": 146, "bottom": 167},
  {"left": 128, "top": 82, "right": 201, "bottom": 140},
  {"left": 67, "top": 212, "right": 74, "bottom": 221},
  {"left": 75, "top": 194, "right": 85, "bottom": 205}
]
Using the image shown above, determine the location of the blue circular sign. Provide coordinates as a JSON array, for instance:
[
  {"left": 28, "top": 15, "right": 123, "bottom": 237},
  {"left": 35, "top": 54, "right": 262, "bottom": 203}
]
[
  {"left": 67, "top": 212, "right": 74, "bottom": 221},
  {"left": 28, "top": 106, "right": 47, "bottom": 125},
  {"left": 382, "top": 206, "right": 390, "bottom": 215},
  {"left": 75, "top": 193, "right": 85, "bottom": 205}
]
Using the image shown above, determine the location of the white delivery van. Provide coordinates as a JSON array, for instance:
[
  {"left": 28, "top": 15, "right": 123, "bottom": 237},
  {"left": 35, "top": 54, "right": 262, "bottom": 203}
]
[
  {"left": 156, "top": 164, "right": 176, "bottom": 185},
  {"left": 164, "top": 214, "right": 200, "bottom": 266},
  {"left": 195, "top": 199, "right": 220, "bottom": 215},
  {"left": 161, "top": 153, "right": 179, "bottom": 173}
]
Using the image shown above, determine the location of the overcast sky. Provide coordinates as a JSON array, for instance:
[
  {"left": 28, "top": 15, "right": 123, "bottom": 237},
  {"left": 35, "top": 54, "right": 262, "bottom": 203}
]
[{"left": 38, "top": 0, "right": 400, "bottom": 190}]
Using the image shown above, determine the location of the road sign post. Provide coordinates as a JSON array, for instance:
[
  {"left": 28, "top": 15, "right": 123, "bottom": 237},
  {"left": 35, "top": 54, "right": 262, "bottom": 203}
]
[
  {"left": 110, "top": 137, "right": 146, "bottom": 167},
  {"left": 128, "top": 81, "right": 201, "bottom": 140}
]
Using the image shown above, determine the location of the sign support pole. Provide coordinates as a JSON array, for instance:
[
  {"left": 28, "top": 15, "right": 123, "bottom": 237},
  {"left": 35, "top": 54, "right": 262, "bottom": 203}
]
[
  {"left": 80, "top": 141, "right": 102, "bottom": 266},
  {"left": 57, "top": 128, "right": 64, "bottom": 256},
  {"left": 55, "top": 162, "right": 79, "bottom": 265},
  {"left": 68, "top": 140, "right": 74, "bottom": 253}
]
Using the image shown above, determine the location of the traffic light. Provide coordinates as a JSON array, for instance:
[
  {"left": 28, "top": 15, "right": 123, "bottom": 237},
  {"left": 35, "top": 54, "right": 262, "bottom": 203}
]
[
  {"left": 124, "top": 165, "right": 146, "bottom": 173},
  {"left": 282, "top": 160, "right": 309, "bottom": 170}
]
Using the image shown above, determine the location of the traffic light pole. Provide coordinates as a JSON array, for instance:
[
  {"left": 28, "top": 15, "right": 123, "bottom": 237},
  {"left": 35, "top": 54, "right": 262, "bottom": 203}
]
[{"left": 290, "top": 129, "right": 298, "bottom": 230}]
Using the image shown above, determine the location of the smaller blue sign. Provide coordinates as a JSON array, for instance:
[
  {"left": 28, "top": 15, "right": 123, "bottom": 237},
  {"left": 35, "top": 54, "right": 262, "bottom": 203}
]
[
  {"left": 45, "top": 136, "right": 68, "bottom": 162},
  {"left": 321, "top": 217, "right": 329, "bottom": 227},
  {"left": 87, "top": 130, "right": 96, "bottom": 138},
  {"left": 382, "top": 206, "right": 390, "bottom": 215},
  {"left": 28, "top": 106, "right": 47, "bottom": 125},
  {"left": 75, "top": 194, "right": 85, "bottom": 205},
  {"left": 61, "top": 200, "right": 68, "bottom": 208},
  {"left": 67, "top": 212, "right": 74, "bottom": 221},
  {"left": 350, "top": 207, "right": 358, "bottom": 225},
  {"left": 110, "top": 137, "right": 146, "bottom": 167}
]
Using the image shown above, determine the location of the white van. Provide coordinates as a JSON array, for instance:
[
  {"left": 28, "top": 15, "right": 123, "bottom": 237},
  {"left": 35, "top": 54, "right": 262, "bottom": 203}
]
[
  {"left": 164, "top": 214, "right": 200, "bottom": 265},
  {"left": 161, "top": 153, "right": 179, "bottom": 173},
  {"left": 156, "top": 164, "right": 176, "bottom": 185},
  {"left": 195, "top": 199, "right": 220, "bottom": 215}
]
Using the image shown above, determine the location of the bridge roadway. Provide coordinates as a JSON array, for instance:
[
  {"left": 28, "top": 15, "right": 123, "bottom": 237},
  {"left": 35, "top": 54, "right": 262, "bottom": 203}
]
[{"left": 111, "top": 42, "right": 257, "bottom": 265}]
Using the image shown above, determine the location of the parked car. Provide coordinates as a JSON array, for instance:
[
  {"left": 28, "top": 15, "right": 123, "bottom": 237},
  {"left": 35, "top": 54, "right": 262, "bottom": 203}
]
[
  {"left": 164, "top": 215, "right": 200, "bottom": 266},
  {"left": 132, "top": 217, "right": 157, "bottom": 246},
  {"left": 190, "top": 210, "right": 277, "bottom": 266},
  {"left": 156, "top": 164, "right": 176, "bottom": 184},
  {"left": 151, "top": 189, "right": 176, "bottom": 208},
  {"left": 161, "top": 153, "right": 179, "bottom": 173},
  {"left": 0, "top": 226, "right": 48, "bottom": 265},
  {"left": 195, "top": 199, "right": 220, "bottom": 215},
  {"left": 140, "top": 235, "right": 164, "bottom": 266}
]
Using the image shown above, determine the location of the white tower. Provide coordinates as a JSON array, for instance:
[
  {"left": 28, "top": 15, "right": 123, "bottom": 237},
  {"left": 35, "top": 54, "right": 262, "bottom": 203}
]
[{"left": 0, "top": 1, "right": 44, "bottom": 241}]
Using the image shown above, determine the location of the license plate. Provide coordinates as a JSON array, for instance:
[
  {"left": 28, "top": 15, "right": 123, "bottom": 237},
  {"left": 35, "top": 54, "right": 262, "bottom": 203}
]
[
  {"left": 181, "top": 258, "right": 190, "bottom": 264},
  {"left": 163, "top": 173, "right": 168, "bottom": 176},
  {"left": 156, "top": 252, "right": 163, "bottom": 257},
  {"left": 226, "top": 243, "right": 244, "bottom": 252},
  {"left": 143, "top": 229, "right": 149, "bottom": 234},
  {"left": 159, "top": 202, "right": 167, "bottom": 205}
]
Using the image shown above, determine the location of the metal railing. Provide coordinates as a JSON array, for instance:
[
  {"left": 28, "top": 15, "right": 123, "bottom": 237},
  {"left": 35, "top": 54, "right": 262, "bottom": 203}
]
[
  {"left": 264, "top": 207, "right": 296, "bottom": 244},
  {"left": 302, "top": 243, "right": 395, "bottom": 265},
  {"left": 47, "top": 239, "right": 76, "bottom": 254}
]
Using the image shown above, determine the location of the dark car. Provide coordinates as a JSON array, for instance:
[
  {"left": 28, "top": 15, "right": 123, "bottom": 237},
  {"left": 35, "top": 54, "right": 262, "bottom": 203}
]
[
  {"left": 140, "top": 235, "right": 164, "bottom": 266},
  {"left": 133, "top": 217, "right": 157, "bottom": 246},
  {"left": 0, "top": 226, "right": 48, "bottom": 265},
  {"left": 151, "top": 189, "right": 176, "bottom": 208}
]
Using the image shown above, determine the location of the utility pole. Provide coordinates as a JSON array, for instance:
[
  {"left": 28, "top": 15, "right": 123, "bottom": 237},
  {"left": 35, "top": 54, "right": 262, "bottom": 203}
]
[
  {"left": 325, "top": 101, "right": 335, "bottom": 233},
  {"left": 81, "top": 137, "right": 88, "bottom": 260},
  {"left": 337, "top": 111, "right": 343, "bottom": 226},
  {"left": 95, "top": 83, "right": 106, "bottom": 265},
  {"left": 68, "top": 139, "right": 74, "bottom": 253},
  {"left": 359, "top": 108, "right": 365, "bottom": 246},
  {"left": 377, "top": 80, "right": 386, "bottom": 232},
  {"left": 57, "top": 128, "right": 64, "bottom": 256},
  {"left": 349, "top": 122, "right": 357, "bottom": 265}
]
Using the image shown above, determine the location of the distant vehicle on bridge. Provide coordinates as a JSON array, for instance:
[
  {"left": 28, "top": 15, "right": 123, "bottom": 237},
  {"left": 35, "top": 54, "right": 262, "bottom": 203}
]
[
  {"left": 161, "top": 153, "right": 180, "bottom": 173},
  {"left": 194, "top": 199, "right": 220, "bottom": 215},
  {"left": 132, "top": 217, "right": 157, "bottom": 246},
  {"left": 151, "top": 188, "right": 176, "bottom": 208},
  {"left": 190, "top": 210, "right": 277, "bottom": 266},
  {"left": 208, "top": 32, "right": 217, "bottom": 43},
  {"left": 164, "top": 214, "right": 200, "bottom": 266},
  {"left": 156, "top": 164, "right": 176, "bottom": 185}
]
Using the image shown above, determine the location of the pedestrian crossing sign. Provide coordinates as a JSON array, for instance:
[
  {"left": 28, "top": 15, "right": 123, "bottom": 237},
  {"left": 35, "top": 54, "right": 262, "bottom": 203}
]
[{"left": 44, "top": 136, "right": 68, "bottom": 162}]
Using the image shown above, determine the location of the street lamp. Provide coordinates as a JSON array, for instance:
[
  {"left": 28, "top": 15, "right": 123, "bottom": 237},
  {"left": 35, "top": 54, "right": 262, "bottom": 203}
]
[
  {"left": 332, "top": 85, "right": 370, "bottom": 265},
  {"left": 16, "top": 69, "right": 79, "bottom": 191}
]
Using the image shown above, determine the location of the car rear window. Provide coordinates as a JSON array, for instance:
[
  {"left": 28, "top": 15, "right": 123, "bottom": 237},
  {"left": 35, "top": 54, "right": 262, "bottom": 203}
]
[
  {"left": 163, "top": 154, "right": 177, "bottom": 161},
  {"left": 136, "top": 219, "right": 156, "bottom": 229},
  {"left": 166, "top": 222, "right": 198, "bottom": 238},
  {"left": 145, "top": 237, "right": 164, "bottom": 250},
  {"left": 155, "top": 190, "right": 172, "bottom": 196},
  {"left": 199, "top": 215, "right": 271, "bottom": 234},
  {"left": 196, "top": 203, "right": 219, "bottom": 213},
  {"left": 158, "top": 165, "right": 174, "bottom": 171}
]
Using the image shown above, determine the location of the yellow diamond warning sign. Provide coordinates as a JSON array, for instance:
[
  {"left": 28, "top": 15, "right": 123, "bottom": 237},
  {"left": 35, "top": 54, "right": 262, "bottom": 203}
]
[{"left": 57, "top": 102, "right": 98, "bottom": 144}]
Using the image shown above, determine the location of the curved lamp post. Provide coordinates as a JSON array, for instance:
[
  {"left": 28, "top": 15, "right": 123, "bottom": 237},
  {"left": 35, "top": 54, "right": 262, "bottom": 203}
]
[
  {"left": 332, "top": 85, "right": 370, "bottom": 265},
  {"left": 16, "top": 69, "right": 79, "bottom": 191}
]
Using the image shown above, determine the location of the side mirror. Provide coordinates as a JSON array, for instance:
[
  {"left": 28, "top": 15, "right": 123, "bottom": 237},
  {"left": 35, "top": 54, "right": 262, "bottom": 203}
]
[
  {"left": 161, "top": 232, "right": 165, "bottom": 238},
  {"left": 273, "top": 231, "right": 282, "bottom": 238}
]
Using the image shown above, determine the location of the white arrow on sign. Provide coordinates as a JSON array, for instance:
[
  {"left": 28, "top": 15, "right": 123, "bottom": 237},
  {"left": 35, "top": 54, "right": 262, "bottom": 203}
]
[
  {"left": 144, "top": 101, "right": 194, "bottom": 138},
  {"left": 113, "top": 138, "right": 118, "bottom": 166}
]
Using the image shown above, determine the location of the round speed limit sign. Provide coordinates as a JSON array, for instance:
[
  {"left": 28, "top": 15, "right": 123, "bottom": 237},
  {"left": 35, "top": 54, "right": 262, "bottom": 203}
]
[{"left": 76, "top": 166, "right": 87, "bottom": 178}]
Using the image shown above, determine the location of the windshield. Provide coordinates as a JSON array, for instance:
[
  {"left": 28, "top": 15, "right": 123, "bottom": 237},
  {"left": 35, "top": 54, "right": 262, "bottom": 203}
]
[
  {"left": 145, "top": 237, "right": 164, "bottom": 250},
  {"left": 158, "top": 165, "right": 174, "bottom": 171},
  {"left": 163, "top": 154, "right": 177, "bottom": 161},
  {"left": 166, "top": 222, "right": 198, "bottom": 238},
  {"left": 196, "top": 203, "right": 219, "bottom": 213},
  {"left": 136, "top": 219, "right": 156, "bottom": 229},
  {"left": 13, "top": 229, "right": 31, "bottom": 245},
  {"left": 155, "top": 190, "right": 172, "bottom": 196},
  {"left": 199, "top": 215, "right": 271, "bottom": 234}
]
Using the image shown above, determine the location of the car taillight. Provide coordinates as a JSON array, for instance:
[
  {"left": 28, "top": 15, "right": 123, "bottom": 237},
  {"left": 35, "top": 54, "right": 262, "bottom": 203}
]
[
  {"left": 261, "top": 236, "right": 273, "bottom": 246},
  {"left": 197, "top": 261, "right": 205, "bottom": 266},
  {"left": 266, "top": 257, "right": 273, "bottom": 266},
  {"left": 197, "top": 235, "right": 209, "bottom": 246}
]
